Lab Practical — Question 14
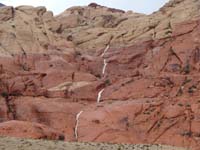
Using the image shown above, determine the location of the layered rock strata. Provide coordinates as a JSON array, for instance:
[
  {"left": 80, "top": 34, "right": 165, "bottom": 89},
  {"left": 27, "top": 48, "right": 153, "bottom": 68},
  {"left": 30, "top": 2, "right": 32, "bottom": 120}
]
[{"left": 0, "top": 0, "right": 200, "bottom": 149}]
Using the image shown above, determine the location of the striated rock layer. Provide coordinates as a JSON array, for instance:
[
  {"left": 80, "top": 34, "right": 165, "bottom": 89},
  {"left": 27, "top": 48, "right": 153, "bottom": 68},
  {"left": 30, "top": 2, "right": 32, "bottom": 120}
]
[{"left": 0, "top": 0, "right": 200, "bottom": 149}]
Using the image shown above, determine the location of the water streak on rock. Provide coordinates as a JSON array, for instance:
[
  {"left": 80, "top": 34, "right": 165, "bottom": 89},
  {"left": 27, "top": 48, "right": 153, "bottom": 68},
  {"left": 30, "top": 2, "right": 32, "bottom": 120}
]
[
  {"left": 97, "top": 45, "right": 110, "bottom": 103},
  {"left": 102, "top": 59, "right": 107, "bottom": 75},
  {"left": 74, "top": 111, "right": 83, "bottom": 140},
  {"left": 97, "top": 89, "right": 105, "bottom": 103},
  {"left": 101, "top": 45, "right": 110, "bottom": 57}
]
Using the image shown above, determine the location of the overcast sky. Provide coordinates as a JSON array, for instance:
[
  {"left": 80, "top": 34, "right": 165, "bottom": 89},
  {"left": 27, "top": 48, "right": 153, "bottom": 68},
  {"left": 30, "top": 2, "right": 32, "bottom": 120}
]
[{"left": 0, "top": 0, "right": 169, "bottom": 15}]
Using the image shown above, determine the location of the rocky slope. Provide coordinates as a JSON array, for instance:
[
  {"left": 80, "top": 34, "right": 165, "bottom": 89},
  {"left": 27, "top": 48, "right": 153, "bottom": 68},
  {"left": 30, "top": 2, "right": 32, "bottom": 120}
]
[{"left": 0, "top": 0, "right": 200, "bottom": 149}]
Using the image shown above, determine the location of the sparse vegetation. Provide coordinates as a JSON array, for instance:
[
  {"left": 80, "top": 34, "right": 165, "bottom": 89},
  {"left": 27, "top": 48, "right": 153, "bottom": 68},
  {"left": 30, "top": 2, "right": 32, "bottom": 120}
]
[
  {"left": 0, "top": 136, "right": 186, "bottom": 150},
  {"left": 1, "top": 91, "right": 8, "bottom": 98},
  {"left": 188, "top": 85, "right": 196, "bottom": 93},
  {"left": 58, "top": 135, "right": 65, "bottom": 141},
  {"left": 14, "top": 54, "right": 30, "bottom": 71},
  {"left": 95, "top": 74, "right": 101, "bottom": 78},
  {"left": 43, "top": 32, "right": 47, "bottom": 36},
  {"left": 75, "top": 51, "right": 81, "bottom": 56},
  {"left": 185, "top": 103, "right": 191, "bottom": 107},
  {"left": 176, "top": 88, "right": 183, "bottom": 96},
  {"left": 11, "top": 24, "right": 15, "bottom": 28},
  {"left": 178, "top": 103, "right": 183, "bottom": 107},
  {"left": 182, "top": 78, "right": 192, "bottom": 85},
  {"left": 182, "top": 62, "right": 190, "bottom": 74},
  {"left": 104, "top": 79, "right": 111, "bottom": 86},
  {"left": 181, "top": 131, "right": 192, "bottom": 137}
]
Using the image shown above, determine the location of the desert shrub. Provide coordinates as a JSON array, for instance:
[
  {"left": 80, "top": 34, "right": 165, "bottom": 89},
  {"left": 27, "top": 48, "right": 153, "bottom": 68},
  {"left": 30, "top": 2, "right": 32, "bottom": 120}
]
[{"left": 104, "top": 79, "right": 111, "bottom": 86}]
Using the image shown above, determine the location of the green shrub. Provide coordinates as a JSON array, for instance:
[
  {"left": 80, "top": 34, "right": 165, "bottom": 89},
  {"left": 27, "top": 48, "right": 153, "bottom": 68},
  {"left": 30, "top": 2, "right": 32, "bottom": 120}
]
[
  {"left": 104, "top": 79, "right": 111, "bottom": 86},
  {"left": 1, "top": 92, "right": 8, "bottom": 98}
]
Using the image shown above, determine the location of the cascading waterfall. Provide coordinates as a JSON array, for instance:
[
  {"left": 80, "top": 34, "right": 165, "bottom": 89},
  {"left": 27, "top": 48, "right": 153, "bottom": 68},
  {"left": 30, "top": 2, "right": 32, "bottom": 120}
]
[
  {"left": 74, "top": 45, "right": 110, "bottom": 140},
  {"left": 74, "top": 110, "right": 83, "bottom": 140},
  {"left": 97, "top": 45, "right": 110, "bottom": 103}
]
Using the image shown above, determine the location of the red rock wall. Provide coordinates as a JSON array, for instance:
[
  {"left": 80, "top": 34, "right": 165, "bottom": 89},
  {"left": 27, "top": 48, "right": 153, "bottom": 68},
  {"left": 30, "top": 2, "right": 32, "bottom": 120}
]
[{"left": 0, "top": 1, "right": 200, "bottom": 150}]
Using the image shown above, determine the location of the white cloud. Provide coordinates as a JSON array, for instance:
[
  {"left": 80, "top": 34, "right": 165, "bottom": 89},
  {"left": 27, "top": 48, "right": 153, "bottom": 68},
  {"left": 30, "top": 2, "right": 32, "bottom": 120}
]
[{"left": 0, "top": 0, "right": 169, "bottom": 15}]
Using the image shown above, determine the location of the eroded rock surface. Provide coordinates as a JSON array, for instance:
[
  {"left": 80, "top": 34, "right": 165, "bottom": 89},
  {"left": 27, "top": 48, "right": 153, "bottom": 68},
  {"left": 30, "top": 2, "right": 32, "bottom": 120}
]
[
  {"left": 0, "top": 120, "right": 64, "bottom": 140},
  {"left": 0, "top": 0, "right": 200, "bottom": 150},
  {"left": 57, "top": 0, "right": 200, "bottom": 53}
]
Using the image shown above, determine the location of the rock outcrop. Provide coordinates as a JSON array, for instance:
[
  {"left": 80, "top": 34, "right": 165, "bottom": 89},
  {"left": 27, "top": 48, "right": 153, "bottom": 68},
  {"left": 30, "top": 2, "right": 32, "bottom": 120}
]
[
  {"left": 0, "top": 0, "right": 200, "bottom": 150},
  {"left": 57, "top": 0, "right": 200, "bottom": 53},
  {"left": 0, "top": 120, "right": 65, "bottom": 140},
  {"left": 0, "top": 3, "right": 5, "bottom": 7}
]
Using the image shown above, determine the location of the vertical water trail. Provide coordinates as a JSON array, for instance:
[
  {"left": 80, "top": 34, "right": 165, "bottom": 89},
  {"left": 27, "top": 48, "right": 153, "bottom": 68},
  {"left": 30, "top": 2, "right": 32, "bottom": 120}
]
[
  {"left": 74, "top": 110, "right": 83, "bottom": 140},
  {"left": 101, "top": 45, "right": 110, "bottom": 75},
  {"left": 74, "top": 45, "right": 110, "bottom": 139},
  {"left": 101, "top": 45, "right": 109, "bottom": 75},
  {"left": 102, "top": 59, "right": 107, "bottom": 75},
  {"left": 101, "top": 45, "right": 110, "bottom": 57},
  {"left": 96, "top": 45, "right": 110, "bottom": 103},
  {"left": 97, "top": 89, "right": 105, "bottom": 103}
]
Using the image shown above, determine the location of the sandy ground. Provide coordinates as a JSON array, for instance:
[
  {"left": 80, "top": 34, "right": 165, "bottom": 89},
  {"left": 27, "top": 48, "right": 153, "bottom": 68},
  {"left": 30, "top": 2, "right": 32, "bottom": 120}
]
[{"left": 0, "top": 136, "right": 189, "bottom": 150}]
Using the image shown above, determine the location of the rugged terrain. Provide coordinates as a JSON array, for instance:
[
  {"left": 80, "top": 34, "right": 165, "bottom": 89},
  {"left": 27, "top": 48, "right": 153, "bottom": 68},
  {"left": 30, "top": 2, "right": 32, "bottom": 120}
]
[{"left": 0, "top": 0, "right": 200, "bottom": 149}]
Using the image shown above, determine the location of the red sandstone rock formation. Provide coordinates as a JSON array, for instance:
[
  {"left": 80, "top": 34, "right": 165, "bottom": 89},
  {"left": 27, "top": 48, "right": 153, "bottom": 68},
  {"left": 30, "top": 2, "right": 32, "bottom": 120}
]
[
  {"left": 0, "top": 120, "right": 65, "bottom": 140},
  {"left": 0, "top": 0, "right": 200, "bottom": 149}
]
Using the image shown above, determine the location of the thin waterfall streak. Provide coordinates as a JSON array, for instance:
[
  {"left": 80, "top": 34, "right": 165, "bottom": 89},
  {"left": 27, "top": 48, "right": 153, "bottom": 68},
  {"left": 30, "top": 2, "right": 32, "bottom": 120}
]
[
  {"left": 74, "top": 110, "right": 83, "bottom": 140},
  {"left": 97, "top": 89, "right": 104, "bottom": 103},
  {"left": 102, "top": 59, "right": 107, "bottom": 75},
  {"left": 97, "top": 45, "right": 109, "bottom": 104},
  {"left": 101, "top": 45, "right": 110, "bottom": 57}
]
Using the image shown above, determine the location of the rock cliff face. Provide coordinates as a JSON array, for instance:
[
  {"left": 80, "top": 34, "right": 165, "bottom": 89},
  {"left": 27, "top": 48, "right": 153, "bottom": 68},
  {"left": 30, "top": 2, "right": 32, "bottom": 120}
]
[{"left": 0, "top": 0, "right": 200, "bottom": 149}]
